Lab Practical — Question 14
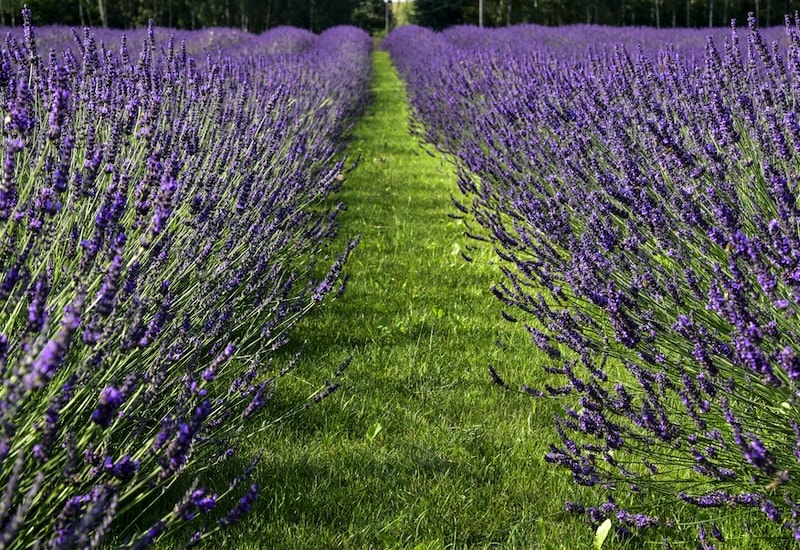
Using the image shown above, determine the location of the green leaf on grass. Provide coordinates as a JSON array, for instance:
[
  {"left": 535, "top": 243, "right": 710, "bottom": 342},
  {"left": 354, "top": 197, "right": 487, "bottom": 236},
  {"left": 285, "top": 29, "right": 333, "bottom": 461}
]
[
  {"left": 367, "top": 422, "right": 383, "bottom": 443},
  {"left": 594, "top": 518, "right": 612, "bottom": 549}
]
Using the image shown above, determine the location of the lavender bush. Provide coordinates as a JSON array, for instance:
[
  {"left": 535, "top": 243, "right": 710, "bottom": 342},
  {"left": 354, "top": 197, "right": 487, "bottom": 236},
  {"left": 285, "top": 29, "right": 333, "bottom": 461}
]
[
  {"left": 387, "top": 17, "right": 800, "bottom": 544},
  {"left": 0, "top": 9, "right": 370, "bottom": 547}
]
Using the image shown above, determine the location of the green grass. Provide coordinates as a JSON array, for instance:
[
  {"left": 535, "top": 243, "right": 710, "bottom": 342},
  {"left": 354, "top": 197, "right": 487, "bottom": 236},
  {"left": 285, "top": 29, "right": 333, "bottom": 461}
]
[{"left": 207, "top": 50, "right": 592, "bottom": 549}]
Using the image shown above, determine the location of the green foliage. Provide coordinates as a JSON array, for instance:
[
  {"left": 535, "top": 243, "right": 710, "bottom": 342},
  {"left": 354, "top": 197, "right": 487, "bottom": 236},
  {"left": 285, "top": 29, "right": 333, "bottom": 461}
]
[
  {"left": 2, "top": 0, "right": 369, "bottom": 33},
  {"left": 412, "top": 0, "right": 465, "bottom": 30},
  {"left": 0, "top": 1, "right": 793, "bottom": 32},
  {"left": 352, "top": 0, "right": 386, "bottom": 34},
  {"left": 392, "top": 1, "right": 413, "bottom": 26},
  {"left": 412, "top": 0, "right": 789, "bottom": 30}
]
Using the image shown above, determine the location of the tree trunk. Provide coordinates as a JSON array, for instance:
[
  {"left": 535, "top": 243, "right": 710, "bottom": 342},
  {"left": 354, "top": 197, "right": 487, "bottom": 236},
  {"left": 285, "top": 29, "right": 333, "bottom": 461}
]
[
  {"left": 654, "top": 0, "right": 660, "bottom": 28},
  {"left": 79, "top": 0, "right": 91, "bottom": 26},
  {"left": 686, "top": 0, "right": 690, "bottom": 26},
  {"left": 708, "top": 0, "right": 713, "bottom": 27},
  {"left": 97, "top": 0, "right": 108, "bottom": 27}
]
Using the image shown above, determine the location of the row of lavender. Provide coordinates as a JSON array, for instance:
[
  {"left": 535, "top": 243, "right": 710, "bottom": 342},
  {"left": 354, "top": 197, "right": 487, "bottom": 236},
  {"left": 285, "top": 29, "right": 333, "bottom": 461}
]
[
  {"left": 386, "top": 19, "right": 800, "bottom": 544},
  {"left": 0, "top": 10, "right": 370, "bottom": 548}
]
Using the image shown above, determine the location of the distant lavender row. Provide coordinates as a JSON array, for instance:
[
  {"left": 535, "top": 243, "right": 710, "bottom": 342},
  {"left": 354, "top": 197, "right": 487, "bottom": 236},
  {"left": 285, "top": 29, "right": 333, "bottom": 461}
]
[
  {"left": 387, "top": 18, "right": 800, "bottom": 544},
  {"left": 0, "top": 10, "right": 370, "bottom": 548},
  {"left": 1, "top": 23, "right": 318, "bottom": 58},
  {"left": 439, "top": 22, "right": 787, "bottom": 57}
]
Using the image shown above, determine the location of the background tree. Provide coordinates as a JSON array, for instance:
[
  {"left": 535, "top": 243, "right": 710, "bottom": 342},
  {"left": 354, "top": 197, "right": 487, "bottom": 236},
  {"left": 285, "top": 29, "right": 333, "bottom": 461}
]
[
  {"left": 352, "top": 0, "right": 386, "bottom": 35},
  {"left": 1, "top": 0, "right": 796, "bottom": 32},
  {"left": 412, "top": 0, "right": 465, "bottom": 30},
  {"left": 416, "top": 0, "right": 798, "bottom": 29}
]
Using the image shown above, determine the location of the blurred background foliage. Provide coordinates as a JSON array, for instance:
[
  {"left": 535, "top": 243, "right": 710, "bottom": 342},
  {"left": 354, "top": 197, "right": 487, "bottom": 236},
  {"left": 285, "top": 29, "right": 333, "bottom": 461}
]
[
  {"left": 0, "top": 0, "right": 790, "bottom": 34},
  {"left": 414, "top": 0, "right": 795, "bottom": 30}
]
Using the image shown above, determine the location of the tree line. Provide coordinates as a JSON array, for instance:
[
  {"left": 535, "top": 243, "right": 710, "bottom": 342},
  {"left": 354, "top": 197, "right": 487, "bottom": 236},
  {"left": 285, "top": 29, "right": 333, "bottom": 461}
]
[
  {"left": 416, "top": 0, "right": 800, "bottom": 29},
  {"left": 0, "top": 0, "right": 795, "bottom": 32},
  {"left": 0, "top": 0, "right": 389, "bottom": 32}
]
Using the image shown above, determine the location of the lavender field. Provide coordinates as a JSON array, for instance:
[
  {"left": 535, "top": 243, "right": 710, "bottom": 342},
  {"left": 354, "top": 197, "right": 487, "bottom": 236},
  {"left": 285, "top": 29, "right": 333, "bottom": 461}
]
[
  {"left": 0, "top": 9, "right": 370, "bottom": 547},
  {"left": 5, "top": 4, "right": 800, "bottom": 548},
  {"left": 385, "top": 15, "right": 800, "bottom": 547}
]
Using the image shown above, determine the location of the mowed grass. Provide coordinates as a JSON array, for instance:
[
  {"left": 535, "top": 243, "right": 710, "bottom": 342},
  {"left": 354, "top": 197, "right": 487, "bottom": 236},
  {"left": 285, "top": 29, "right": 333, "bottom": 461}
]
[{"left": 208, "top": 51, "right": 591, "bottom": 548}]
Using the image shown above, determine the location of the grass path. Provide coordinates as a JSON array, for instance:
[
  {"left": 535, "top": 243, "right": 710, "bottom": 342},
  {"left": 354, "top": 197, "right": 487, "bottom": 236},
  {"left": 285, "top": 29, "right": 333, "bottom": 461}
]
[{"left": 222, "top": 50, "right": 587, "bottom": 549}]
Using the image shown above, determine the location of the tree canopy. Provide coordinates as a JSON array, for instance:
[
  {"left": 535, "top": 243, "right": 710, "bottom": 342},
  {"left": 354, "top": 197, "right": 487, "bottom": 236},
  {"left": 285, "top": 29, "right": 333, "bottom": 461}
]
[
  {"left": 0, "top": 0, "right": 383, "bottom": 32},
  {"left": 0, "top": 0, "right": 793, "bottom": 32},
  {"left": 417, "top": 0, "right": 796, "bottom": 29}
]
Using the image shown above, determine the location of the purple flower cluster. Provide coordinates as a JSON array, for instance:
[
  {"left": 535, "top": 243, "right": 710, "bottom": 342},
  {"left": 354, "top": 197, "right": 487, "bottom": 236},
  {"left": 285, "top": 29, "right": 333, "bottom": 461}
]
[
  {"left": 0, "top": 10, "right": 369, "bottom": 548},
  {"left": 387, "top": 16, "right": 800, "bottom": 544}
]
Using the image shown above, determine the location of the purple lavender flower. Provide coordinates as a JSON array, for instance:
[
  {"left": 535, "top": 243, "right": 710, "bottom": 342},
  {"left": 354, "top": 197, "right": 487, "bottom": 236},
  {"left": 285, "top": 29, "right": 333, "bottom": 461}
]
[
  {"left": 202, "top": 343, "right": 235, "bottom": 382},
  {"left": 761, "top": 499, "right": 782, "bottom": 522},
  {"left": 178, "top": 488, "right": 218, "bottom": 520},
  {"left": 778, "top": 346, "right": 800, "bottom": 380},
  {"left": 92, "top": 376, "right": 136, "bottom": 428},
  {"left": 94, "top": 254, "right": 124, "bottom": 316},
  {"left": 219, "top": 484, "right": 258, "bottom": 529},
  {"left": 616, "top": 509, "right": 659, "bottom": 528},
  {"left": 313, "top": 236, "right": 360, "bottom": 302},
  {"left": 678, "top": 491, "right": 733, "bottom": 508},
  {"left": 91, "top": 385, "right": 126, "bottom": 428},
  {"left": 160, "top": 400, "right": 211, "bottom": 477},
  {"left": 24, "top": 291, "right": 83, "bottom": 390},
  {"left": 103, "top": 454, "right": 141, "bottom": 481},
  {"left": 47, "top": 65, "right": 70, "bottom": 140},
  {"left": 129, "top": 521, "right": 165, "bottom": 550},
  {"left": 743, "top": 436, "right": 777, "bottom": 475},
  {"left": 26, "top": 275, "right": 50, "bottom": 333}
]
